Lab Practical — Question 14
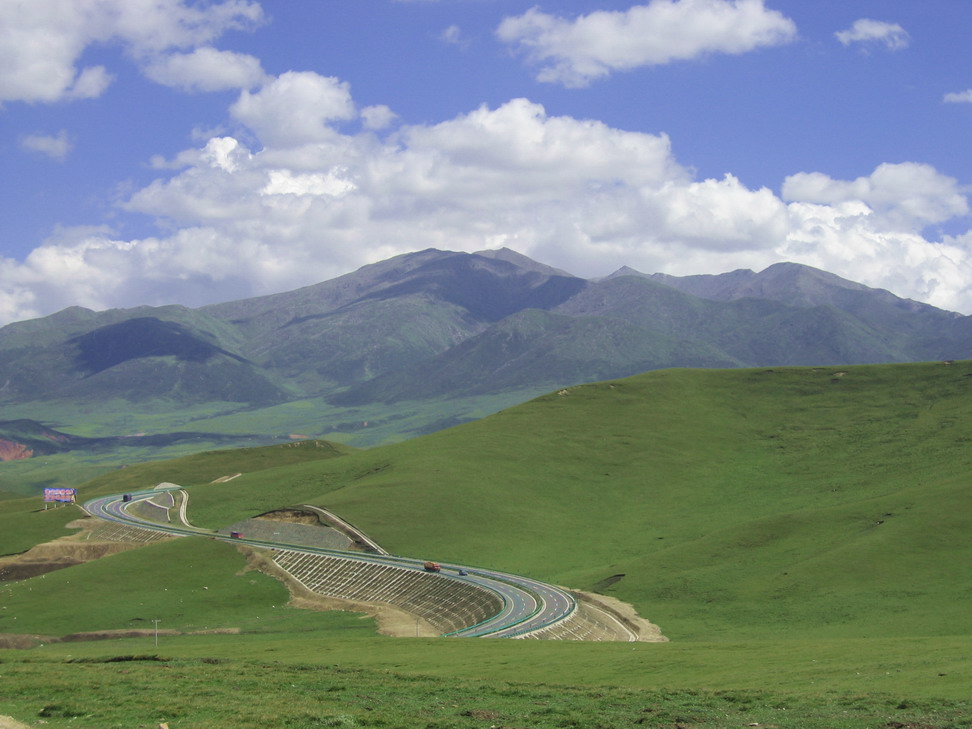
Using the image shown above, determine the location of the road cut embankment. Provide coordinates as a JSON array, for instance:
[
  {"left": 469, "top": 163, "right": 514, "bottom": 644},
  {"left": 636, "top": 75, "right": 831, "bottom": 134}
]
[{"left": 70, "top": 488, "right": 666, "bottom": 642}]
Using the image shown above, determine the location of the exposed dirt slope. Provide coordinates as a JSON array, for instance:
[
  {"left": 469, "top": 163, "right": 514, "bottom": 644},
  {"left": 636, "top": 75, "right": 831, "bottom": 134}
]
[
  {"left": 0, "top": 715, "right": 32, "bottom": 729},
  {"left": 0, "top": 438, "right": 32, "bottom": 461},
  {"left": 0, "top": 517, "right": 162, "bottom": 581}
]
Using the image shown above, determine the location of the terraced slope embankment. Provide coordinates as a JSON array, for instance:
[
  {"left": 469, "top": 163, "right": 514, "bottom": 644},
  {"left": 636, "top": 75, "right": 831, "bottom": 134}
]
[{"left": 82, "top": 488, "right": 652, "bottom": 641}]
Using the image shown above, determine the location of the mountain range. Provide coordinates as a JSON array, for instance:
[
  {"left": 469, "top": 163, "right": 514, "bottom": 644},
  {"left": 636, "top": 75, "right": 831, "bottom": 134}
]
[{"left": 1, "top": 247, "right": 968, "bottom": 480}]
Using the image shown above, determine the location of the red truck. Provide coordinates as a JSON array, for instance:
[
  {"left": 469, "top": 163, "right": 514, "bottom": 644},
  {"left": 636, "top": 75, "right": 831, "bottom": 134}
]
[{"left": 423, "top": 561, "right": 441, "bottom": 572}]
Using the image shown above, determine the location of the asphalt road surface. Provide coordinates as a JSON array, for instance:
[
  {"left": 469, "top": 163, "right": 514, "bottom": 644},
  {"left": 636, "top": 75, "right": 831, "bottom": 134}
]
[{"left": 83, "top": 488, "right": 576, "bottom": 638}]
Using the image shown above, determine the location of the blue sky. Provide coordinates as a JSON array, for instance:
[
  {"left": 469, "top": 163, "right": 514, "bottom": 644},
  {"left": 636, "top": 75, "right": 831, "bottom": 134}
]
[{"left": 2, "top": 0, "right": 971, "bottom": 324}]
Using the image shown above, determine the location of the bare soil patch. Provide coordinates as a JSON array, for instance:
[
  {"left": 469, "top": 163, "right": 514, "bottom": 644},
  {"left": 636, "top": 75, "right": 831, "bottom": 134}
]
[
  {"left": 0, "top": 518, "right": 145, "bottom": 582},
  {"left": 0, "top": 716, "right": 32, "bottom": 729},
  {"left": 574, "top": 590, "right": 668, "bottom": 642},
  {"left": 0, "top": 439, "right": 32, "bottom": 461},
  {"left": 0, "top": 627, "right": 241, "bottom": 650},
  {"left": 59, "top": 628, "right": 240, "bottom": 642},
  {"left": 255, "top": 508, "right": 321, "bottom": 526},
  {"left": 0, "top": 633, "right": 55, "bottom": 649},
  {"left": 210, "top": 473, "right": 242, "bottom": 483}
]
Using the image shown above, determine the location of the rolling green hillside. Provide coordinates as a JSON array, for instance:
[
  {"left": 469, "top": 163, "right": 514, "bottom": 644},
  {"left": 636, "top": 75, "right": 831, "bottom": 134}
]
[
  {"left": 153, "top": 360, "right": 972, "bottom": 643},
  {"left": 5, "top": 361, "right": 972, "bottom": 727},
  {"left": 5, "top": 248, "right": 972, "bottom": 498},
  {"left": 0, "top": 439, "right": 353, "bottom": 559}
]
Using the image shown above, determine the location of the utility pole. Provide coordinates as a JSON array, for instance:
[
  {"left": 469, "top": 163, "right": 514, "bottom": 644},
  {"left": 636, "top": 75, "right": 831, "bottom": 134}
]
[{"left": 152, "top": 619, "right": 161, "bottom": 648}]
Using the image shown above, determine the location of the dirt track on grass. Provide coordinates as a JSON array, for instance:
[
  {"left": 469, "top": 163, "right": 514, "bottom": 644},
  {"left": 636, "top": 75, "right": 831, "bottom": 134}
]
[{"left": 0, "top": 628, "right": 242, "bottom": 650}]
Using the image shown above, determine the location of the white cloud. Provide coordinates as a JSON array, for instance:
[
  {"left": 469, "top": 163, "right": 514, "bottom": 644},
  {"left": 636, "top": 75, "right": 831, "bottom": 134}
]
[
  {"left": 66, "top": 66, "right": 115, "bottom": 100},
  {"left": 19, "top": 130, "right": 73, "bottom": 161},
  {"left": 261, "top": 170, "right": 356, "bottom": 197},
  {"left": 201, "top": 136, "right": 251, "bottom": 173},
  {"left": 229, "top": 72, "right": 357, "bottom": 147},
  {"left": 654, "top": 175, "right": 788, "bottom": 249},
  {"left": 496, "top": 0, "right": 797, "bottom": 87},
  {"left": 144, "top": 47, "right": 268, "bottom": 92},
  {"left": 361, "top": 105, "right": 398, "bottom": 130},
  {"left": 2, "top": 80, "right": 972, "bottom": 324},
  {"left": 782, "top": 163, "right": 968, "bottom": 232},
  {"left": 944, "top": 89, "right": 972, "bottom": 104},
  {"left": 0, "top": 0, "right": 264, "bottom": 103},
  {"left": 441, "top": 24, "right": 467, "bottom": 47},
  {"left": 835, "top": 18, "right": 909, "bottom": 51},
  {"left": 780, "top": 202, "right": 972, "bottom": 313}
]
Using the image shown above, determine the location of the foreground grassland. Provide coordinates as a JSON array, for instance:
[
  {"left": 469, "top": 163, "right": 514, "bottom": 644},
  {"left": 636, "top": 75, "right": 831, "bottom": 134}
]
[
  {"left": 0, "top": 498, "right": 80, "bottom": 556},
  {"left": 4, "top": 644, "right": 971, "bottom": 729},
  {"left": 10, "top": 541, "right": 968, "bottom": 727},
  {"left": 4, "top": 362, "right": 972, "bottom": 727}
]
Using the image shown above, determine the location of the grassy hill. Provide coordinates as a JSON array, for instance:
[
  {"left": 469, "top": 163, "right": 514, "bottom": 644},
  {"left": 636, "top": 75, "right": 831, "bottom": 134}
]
[
  {"left": 4, "top": 360, "right": 972, "bottom": 727},
  {"left": 154, "top": 360, "right": 972, "bottom": 643}
]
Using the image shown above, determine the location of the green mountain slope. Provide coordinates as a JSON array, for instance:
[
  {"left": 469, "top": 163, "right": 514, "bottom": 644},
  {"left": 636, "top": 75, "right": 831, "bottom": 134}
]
[
  {"left": 4, "top": 248, "right": 972, "bottom": 496},
  {"left": 646, "top": 261, "right": 963, "bottom": 359},
  {"left": 153, "top": 360, "right": 972, "bottom": 642},
  {"left": 5, "top": 250, "right": 967, "bottom": 417},
  {"left": 202, "top": 248, "right": 585, "bottom": 394},
  {"left": 0, "top": 305, "right": 282, "bottom": 405},
  {"left": 332, "top": 307, "right": 739, "bottom": 404}
]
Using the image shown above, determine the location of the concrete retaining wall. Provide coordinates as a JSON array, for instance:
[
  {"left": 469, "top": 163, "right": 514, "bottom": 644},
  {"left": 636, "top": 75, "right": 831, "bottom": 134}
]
[{"left": 272, "top": 550, "right": 504, "bottom": 635}]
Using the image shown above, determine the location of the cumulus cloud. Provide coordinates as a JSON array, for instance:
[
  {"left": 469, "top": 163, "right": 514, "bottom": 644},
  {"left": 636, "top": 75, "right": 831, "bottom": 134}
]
[
  {"left": 261, "top": 170, "right": 356, "bottom": 197},
  {"left": 496, "top": 0, "right": 797, "bottom": 87},
  {"left": 780, "top": 202, "right": 972, "bottom": 313},
  {"left": 655, "top": 175, "right": 788, "bottom": 249},
  {"left": 944, "top": 89, "right": 972, "bottom": 104},
  {"left": 143, "top": 47, "right": 268, "bottom": 92},
  {"left": 361, "top": 105, "right": 398, "bottom": 130},
  {"left": 0, "top": 0, "right": 264, "bottom": 103},
  {"left": 2, "top": 75, "right": 972, "bottom": 324},
  {"left": 835, "top": 18, "right": 909, "bottom": 51},
  {"left": 19, "top": 130, "right": 73, "bottom": 161},
  {"left": 229, "top": 72, "right": 357, "bottom": 147},
  {"left": 782, "top": 163, "right": 968, "bottom": 232}
]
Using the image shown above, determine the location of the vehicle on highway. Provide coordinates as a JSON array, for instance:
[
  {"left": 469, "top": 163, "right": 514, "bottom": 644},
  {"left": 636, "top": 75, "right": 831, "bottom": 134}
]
[{"left": 84, "top": 489, "right": 578, "bottom": 638}]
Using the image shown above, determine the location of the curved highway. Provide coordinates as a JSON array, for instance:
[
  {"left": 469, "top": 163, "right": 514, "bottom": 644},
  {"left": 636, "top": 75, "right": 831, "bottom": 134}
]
[{"left": 83, "top": 488, "right": 575, "bottom": 638}]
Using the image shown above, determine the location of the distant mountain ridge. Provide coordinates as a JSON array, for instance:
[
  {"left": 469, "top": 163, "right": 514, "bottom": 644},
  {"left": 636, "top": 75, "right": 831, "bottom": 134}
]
[
  {"left": 1, "top": 247, "right": 969, "bottom": 467},
  {"left": 633, "top": 261, "right": 948, "bottom": 316}
]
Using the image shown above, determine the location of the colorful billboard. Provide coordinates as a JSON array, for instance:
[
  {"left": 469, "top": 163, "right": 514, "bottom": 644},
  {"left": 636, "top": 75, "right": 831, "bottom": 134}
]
[{"left": 43, "top": 488, "right": 77, "bottom": 503}]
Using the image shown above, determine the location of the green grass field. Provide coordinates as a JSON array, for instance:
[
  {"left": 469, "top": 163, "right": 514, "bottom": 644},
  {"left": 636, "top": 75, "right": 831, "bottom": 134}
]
[
  {"left": 3, "top": 643, "right": 970, "bottom": 729},
  {"left": 0, "top": 498, "right": 81, "bottom": 557},
  {"left": 3, "top": 362, "right": 972, "bottom": 727}
]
